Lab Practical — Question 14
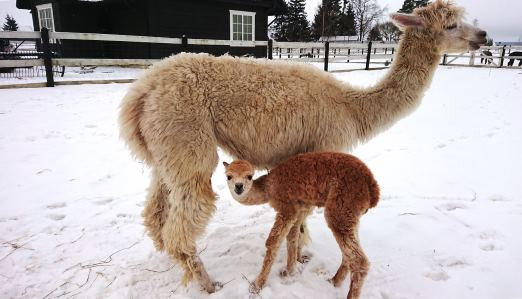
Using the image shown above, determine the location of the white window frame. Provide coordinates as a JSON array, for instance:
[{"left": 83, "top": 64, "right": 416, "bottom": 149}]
[
  {"left": 36, "top": 3, "right": 55, "bottom": 32},
  {"left": 229, "top": 10, "right": 256, "bottom": 47}
]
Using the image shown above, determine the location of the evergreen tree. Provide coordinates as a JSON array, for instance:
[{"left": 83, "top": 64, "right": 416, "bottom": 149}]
[
  {"left": 398, "top": 0, "right": 430, "bottom": 13},
  {"left": 285, "top": 0, "right": 312, "bottom": 41},
  {"left": 270, "top": 15, "right": 288, "bottom": 41},
  {"left": 2, "top": 14, "right": 19, "bottom": 31},
  {"left": 311, "top": 0, "right": 343, "bottom": 40},
  {"left": 338, "top": 3, "right": 356, "bottom": 36},
  {"left": 368, "top": 24, "right": 382, "bottom": 41},
  {"left": 271, "top": 0, "right": 311, "bottom": 42}
]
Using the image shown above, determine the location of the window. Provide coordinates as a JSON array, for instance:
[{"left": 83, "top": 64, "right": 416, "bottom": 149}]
[
  {"left": 36, "top": 4, "right": 55, "bottom": 32},
  {"left": 230, "top": 10, "right": 255, "bottom": 46}
]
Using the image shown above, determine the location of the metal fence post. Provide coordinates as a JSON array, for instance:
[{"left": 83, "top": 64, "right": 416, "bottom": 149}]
[
  {"left": 365, "top": 41, "right": 372, "bottom": 70},
  {"left": 41, "top": 27, "right": 54, "bottom": 87},
  {"left": 268, "top": 39, "right": 273, "bottom": 59},
  {"left": 324, "top": 41, "right": 329, "bottom": 71},
  {"left": 442, "top": 54, "right": 447, "bottom": 65},
  {"left": 499, "top": 45, "right": 506, "bottom": 68}
]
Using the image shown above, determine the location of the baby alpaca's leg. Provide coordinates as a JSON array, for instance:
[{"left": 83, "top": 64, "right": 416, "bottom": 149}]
[
  {"left": 282, "top": 220, "right": 301, "bottom": 276},
  {"left": 252, "top": 211, "right": 298, "bottom": 293},
  {"left": 297, "top": 207, "right": 314, "bottom": 263}
]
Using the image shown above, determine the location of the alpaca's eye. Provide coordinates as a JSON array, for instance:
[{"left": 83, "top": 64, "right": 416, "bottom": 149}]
[
  {"left": 227, "top": 176, "right": 232, "bottom": 180},
  {"left": 445, "top": 24, "right": 457, "bottom": 30},
  {"left": 247, "top": 175, "right": 253, "bottom": 180}
]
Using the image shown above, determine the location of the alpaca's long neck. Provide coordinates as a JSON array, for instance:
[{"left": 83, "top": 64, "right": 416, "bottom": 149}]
[
  {"left": 237, "top": 175, "right": 269, "bottom": 205},
  {"left": 351, "top": 30, "right": 441, "bottom": 141}
]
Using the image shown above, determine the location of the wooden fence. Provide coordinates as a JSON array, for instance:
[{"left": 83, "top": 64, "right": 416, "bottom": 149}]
[{"left": 1, "top": 29, "right": 521, "bottom": 87}]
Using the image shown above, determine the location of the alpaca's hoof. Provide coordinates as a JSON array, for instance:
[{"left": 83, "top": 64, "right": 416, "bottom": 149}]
[
  {"left": 298, "top": 254, "right": 311, "bottom": 263},
  {"left": 202, "top": 281, "right": 222, "bottom": 293},
  {"left": 279, "top": 269, "right": 294, "bottom": 277}
]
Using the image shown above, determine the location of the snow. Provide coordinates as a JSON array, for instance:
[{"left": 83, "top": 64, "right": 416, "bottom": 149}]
[{"left": 1, "top": 65, "right": 521, "bottom": 299}]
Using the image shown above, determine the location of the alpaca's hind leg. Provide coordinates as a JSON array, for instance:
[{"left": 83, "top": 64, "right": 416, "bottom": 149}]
[
  {"left": 142, "top": 171, "right": 170, "bottom": 251},
  {"left": 145, "top": 118, "right": 220, "bottom": 293},
  {"left": 252, "top": 211, "right": 298, "bottom": 293},
  {"left": 325, "top": 206, "right": 369, "bottom": 299},
  {"left": 162, "top": 174, "right": 218, "bottom": 292}
]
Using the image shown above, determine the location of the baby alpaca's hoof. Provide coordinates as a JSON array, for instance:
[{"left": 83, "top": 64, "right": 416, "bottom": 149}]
[
  {"left": 249, "top": 282, "right": 262, "bottom": 294},
  {"left": 327, "top": 277, "right": 342, "bottom": 288}
]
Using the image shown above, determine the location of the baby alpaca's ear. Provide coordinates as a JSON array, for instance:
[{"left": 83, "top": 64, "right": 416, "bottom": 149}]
[{"left": 222, "top": 161, "right": 230, "bottom": 168}]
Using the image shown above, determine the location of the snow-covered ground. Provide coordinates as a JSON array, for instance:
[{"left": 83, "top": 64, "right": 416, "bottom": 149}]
[{"left": 0, "top": 66, "right": 521, "bottom": 299}]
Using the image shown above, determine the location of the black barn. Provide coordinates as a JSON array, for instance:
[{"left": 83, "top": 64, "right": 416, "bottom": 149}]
[{"left": 16, "top": 0, "right": 286, "bottom": 58}]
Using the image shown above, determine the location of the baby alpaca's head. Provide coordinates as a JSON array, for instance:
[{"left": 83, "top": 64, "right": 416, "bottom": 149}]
[{"left": 223, "top": 160, "right": 254, "bottom": 203}]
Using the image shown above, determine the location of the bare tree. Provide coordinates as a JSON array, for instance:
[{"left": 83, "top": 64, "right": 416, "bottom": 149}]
[
  {"left": 351, "top": 0, "right": 384, "bottom": 41},
  {"left": 379, "top": 21, "right": 400, "bottom": 41}
]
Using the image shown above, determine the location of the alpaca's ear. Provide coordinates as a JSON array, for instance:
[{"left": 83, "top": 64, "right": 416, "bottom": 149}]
[
  {"left": 222, "top": 161, "right": 229, "bottom": 168},
  {"left": 390, "top": 13, "right": 424, "bottom": 30}
]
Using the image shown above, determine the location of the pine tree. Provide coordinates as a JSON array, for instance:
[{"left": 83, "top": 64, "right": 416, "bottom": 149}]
[
  {"left": 398, "top": 0, "right": 430, "bottom": 13},
  {"left": 338, "top": 3, "right": 356, "bottom": 36},
  {"left": 368, "top": 24, "right": 382, "bottom": 41},
  {"left": 285, "top": 0, "right": 312, "bottom": 41},
  {"left": 271, "top": 14, "right": 288, "bottom": 41},
  {"left": 311, "top": 0, "right": 343, "bottom": 40},
  {"left": 2, "top": 14, "right": 19, "bottom": 31},
  {"left": 271, "top": 0, "right": 311, "bottom": 42}
]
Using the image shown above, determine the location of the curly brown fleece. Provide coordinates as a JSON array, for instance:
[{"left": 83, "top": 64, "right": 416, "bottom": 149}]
[
  {"left": 224, "top": 152, "right": 379, "bottom": 299},
  {"left": 118, "top": 0, "right": 486, "bottom": 292}
]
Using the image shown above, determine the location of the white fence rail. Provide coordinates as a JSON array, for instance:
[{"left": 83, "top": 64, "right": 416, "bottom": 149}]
[{"left": 2, "top": 30, "right": 521, "bottom": 87}]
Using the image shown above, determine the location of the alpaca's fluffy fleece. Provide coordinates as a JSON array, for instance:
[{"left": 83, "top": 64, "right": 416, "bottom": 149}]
[
  {"left": 224, "top": 152, "right": 380, "bottom": 299},
  {"left": 118, "top": 0, "right": 485, "bottom": 291}
]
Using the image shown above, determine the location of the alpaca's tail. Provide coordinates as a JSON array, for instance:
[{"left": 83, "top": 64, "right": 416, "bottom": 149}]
[
  {"left": 368, "top": 177, "right": 380, "bottom": 209},
  {"left": 118, "top": 86, "right": 152, "bottom": 164}
]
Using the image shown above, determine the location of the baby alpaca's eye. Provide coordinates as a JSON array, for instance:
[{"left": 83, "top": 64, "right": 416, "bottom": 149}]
[
  {"left": 247, "top": 175, "right": 253, "bottom": 180},
  {"left": 227, "top": 176, "right": 232, "bottom": 180}
]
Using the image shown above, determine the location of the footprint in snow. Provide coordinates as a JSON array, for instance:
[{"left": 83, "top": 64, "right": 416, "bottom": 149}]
[
  {"left": 435, "top": 143, "right": 447, "bottom": 149},
  {"left": 437, "top": 202, "right": 467, "bottom": 211},
  {"left": 93, "top": 198, "right": 114, "bottom": 205},
  {"left": 480, "top": 243, "right": 501, "bottom": 251},
  {"left": 47, "top": 202, "right": 67, "bottom": 209},
  {"left": 424, "top": 270, "right": 449, "bottom": 281},
  {"left": 48, "top": 214, "right": 66, "bottom": 221}
]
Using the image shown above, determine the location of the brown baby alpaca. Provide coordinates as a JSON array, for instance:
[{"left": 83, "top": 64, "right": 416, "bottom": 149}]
[{"left": 224, "top": 152, "right": 380, "bottom": 299}]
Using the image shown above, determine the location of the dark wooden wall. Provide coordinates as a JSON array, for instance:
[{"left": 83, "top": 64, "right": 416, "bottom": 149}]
[{"left": 28, "top": 0, "right": 270, "bottom": 59}]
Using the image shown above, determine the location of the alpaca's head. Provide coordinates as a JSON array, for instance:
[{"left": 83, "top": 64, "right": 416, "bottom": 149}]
[
  {"left": 390, "top": 0, "right": 487, "bottom": 53},
  {"left": 223, "top": 160, "right": 255, "bottom": 203}
]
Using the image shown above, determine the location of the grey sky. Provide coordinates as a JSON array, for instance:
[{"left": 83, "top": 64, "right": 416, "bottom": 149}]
[
  {"left": 306, "top": 0, "right": 522, "bottom": 41},
  {"left": 1, "top": 0, "right": 521, "bottom": 41}
]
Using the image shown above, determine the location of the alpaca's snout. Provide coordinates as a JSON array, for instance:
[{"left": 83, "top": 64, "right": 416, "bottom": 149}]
[{"left": 235, "top": 183, "right": 244, "bottom": 195}]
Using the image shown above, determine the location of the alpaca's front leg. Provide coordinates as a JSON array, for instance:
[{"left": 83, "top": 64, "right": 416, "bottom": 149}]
[{"left": 251, "top": 212, "right": 297, "bottom": 293}]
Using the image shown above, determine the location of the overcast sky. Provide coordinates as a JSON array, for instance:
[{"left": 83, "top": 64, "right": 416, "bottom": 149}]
[
  {"left": 1, "top": 0, "right": 521, "bottom": 41},
  {"left": 305, "top": 0, "right": 522, "bottom": 41}
]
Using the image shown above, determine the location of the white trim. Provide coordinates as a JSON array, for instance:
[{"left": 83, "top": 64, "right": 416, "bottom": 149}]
[
  {"left": 229, "top": 10, "right": 256, "bottom": 47},
  {"left": 36, "top": 3, "right": 55, "bottom": 32}
]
